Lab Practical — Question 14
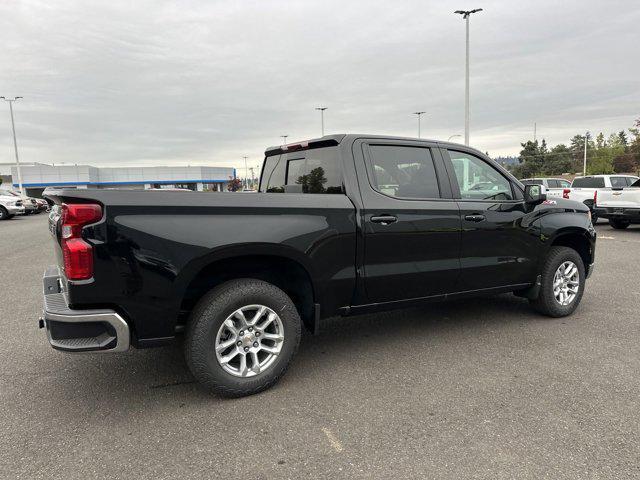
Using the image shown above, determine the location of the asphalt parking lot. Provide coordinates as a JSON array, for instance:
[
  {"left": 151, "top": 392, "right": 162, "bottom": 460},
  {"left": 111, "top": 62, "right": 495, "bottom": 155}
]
[{"left": 1, "top": 213, "right": 639, "bottom": 479}]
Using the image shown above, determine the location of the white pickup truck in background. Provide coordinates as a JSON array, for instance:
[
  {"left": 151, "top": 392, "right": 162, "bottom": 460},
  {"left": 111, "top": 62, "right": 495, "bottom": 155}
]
[
  {"left": 520, "top": 178, "right": 571, "bottom": 199},
  {"left": 594, "top": 178, "right": 640, "bottom": 229},
  {"left": 563, "top": 175, "right": 639, "bottom": 222}
]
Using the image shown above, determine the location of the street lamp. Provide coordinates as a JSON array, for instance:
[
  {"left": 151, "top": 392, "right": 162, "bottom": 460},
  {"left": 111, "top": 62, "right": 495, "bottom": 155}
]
[
  {"left": 413, "top": 111, "right": 426, "bottom": 138},
  {"left": 454, "top": 8, "right": 483, "bottom": 146},
  {"left": 315, "top": 107, "right": 327, "bottom": 136},
  {"left": 242, "top": 156, "right": 249, "bottom": 190},
  {"left": 280, "top": 135, "right": 288, "bottom": 145},
  {"left": 448, "top": 134, "right": 462, "bottom": 142},
  {"left": 1, "top": 96, "right": 25, "bottom": 195}
]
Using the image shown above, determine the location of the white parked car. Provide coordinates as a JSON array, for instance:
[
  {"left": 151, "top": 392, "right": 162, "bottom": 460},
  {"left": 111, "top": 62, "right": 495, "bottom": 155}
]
[
  {"left": 564, "top": 175, "right": 639, "bottom": 222},
  {"left": 594, "top": 177, "right": 640, "bottom": 229},
  {"left": 0, "top": 191, "right": 25, "bottom": 220},
  {"left": 520, "top": 178, "right": 571, "bottom": 198}
]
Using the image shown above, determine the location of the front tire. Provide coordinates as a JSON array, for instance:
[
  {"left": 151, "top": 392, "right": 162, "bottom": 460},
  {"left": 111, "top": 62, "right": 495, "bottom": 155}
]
[
  {"left": 185, "top": 279, "right": 302, "bottom": 397},
  {"left": 530, "top": 246, "right": 585, "bottom": 317},
  {"left": 609, "top": 218, "right": 630, "bottom": 229},
  {"left": 0, "top": 206, "right": 9, "bottom": 220}
]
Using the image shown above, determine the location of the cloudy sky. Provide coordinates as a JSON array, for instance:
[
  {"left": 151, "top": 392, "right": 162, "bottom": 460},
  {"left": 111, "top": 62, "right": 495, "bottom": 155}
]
[{"left": 1, "top": 0, "right": 639, "bottom": 171}]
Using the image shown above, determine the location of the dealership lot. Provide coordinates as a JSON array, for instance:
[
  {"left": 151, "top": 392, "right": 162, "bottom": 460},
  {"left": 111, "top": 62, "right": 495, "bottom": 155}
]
[{"left": 1, "top": 214, "right": 639, "bottom": 479}]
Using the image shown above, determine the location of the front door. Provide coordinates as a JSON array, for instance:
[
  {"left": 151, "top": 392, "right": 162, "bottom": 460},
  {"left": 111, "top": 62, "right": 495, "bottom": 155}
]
[
  {"left": 443, "top": 148, "right": 540, "bottom": 292},
  {"left": 360, "top": 142, "right": 461, "bottom": 303}
]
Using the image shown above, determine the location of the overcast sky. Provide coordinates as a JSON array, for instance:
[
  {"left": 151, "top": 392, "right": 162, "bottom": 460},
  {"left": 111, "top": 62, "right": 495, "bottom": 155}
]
[{"left": 1, "top": 0, "right": 639, "bottom": 171}]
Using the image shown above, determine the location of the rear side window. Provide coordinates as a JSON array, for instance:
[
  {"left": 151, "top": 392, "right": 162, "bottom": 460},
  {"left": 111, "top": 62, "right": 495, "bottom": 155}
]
[
  {"left": 546, "top": 180, "right": 559, "bottom": 188},
  {"left": 521, "top": 179, "right": 542, "bottom": 186},
  {"left": 572, "top": 177, "right": 605, "bottom": 188},
  {"left": 260, "top": 147, "right": 343, "bottom": 194},
  {"left": 367, "top": 145, "right": 440, "bottom": 199},
  {"left": 558, "top": 180, "right": 571, "bottom": 188}
]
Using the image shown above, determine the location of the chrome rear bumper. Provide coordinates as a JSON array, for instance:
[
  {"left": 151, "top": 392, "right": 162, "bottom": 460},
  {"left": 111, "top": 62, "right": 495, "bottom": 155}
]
[{"left": 41, "top": 265, "right": 130, "bottom": 353}]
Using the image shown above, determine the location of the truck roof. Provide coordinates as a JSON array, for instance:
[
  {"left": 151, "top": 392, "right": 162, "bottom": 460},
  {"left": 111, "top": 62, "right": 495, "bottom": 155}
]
[{"left": 264, "top": 134, "right": 481, "bottom": 157}]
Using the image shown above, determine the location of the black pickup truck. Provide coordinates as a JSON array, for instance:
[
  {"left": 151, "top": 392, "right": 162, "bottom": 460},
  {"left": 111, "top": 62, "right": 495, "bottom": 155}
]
[{"left": 42, "top": 134, "right": 596, "bottom": 396}]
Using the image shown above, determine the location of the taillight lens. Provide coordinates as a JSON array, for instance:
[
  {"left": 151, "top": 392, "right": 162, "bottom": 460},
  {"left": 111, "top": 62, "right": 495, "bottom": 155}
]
[
  {"left": 593, "top": 190, "right": 598, "bottom": 205},
  {"left": 563, "top": 188, "right": 570, "bottom": 199},
  {"left": 60, "top": 203, "right": 102, "bottom": 280}
]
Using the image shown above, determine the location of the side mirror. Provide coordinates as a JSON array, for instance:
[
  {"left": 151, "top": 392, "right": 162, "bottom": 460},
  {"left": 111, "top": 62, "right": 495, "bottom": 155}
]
[{"left": 524, "top": 183, "right": 547, "bottom": 205}]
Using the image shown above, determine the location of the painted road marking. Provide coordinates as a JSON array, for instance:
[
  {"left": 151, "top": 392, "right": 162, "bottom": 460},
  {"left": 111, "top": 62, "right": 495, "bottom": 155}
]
[{"left": 322, "top": 427, "right": 344, "bottom": 452}]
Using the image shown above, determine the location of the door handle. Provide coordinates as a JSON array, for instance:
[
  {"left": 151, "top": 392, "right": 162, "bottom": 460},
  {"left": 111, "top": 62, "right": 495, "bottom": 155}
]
[
  {"left": 464, "top": 214, "right": 486, "bottom": 222},
  {"left": 370, "top": 215, "right": 398, "bottom": 225}
]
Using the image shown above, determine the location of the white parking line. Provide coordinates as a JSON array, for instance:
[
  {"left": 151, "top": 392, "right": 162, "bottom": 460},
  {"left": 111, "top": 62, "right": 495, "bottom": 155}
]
[{"left": 322, "top": 427, "right": 344, "bottom": 452}]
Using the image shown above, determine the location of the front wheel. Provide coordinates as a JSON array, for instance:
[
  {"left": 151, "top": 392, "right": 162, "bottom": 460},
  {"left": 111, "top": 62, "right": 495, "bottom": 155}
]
[
  {"left": 185, "top": 279, "right": 301, "bottom": 397},
  {"left": 609, "top": 218, "right": 630, "bottom": 230},
  {"left": 530, "top": 246, "right": 585, "bottom": 317},
  {"left": 0, "top": 206, "right": 9, "bottom": 220}
]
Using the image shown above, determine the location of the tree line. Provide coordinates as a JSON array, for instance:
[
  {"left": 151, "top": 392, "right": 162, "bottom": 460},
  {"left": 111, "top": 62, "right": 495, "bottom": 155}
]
[{"left": 507, "top": 117, "right": 640, "bottom": 178}]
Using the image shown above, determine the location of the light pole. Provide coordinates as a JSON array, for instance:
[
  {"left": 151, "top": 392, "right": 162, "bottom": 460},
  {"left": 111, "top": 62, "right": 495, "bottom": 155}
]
[
  {"left": 413, "top": 111, "right": 426, "bottom": 138},
  {"left": 1, "top": 96, "right": 25, "bottom": 195},
  {"left": 280, "top": 135, "right": 288, "bottom": 145},
  {"left": 315, "top": 107, "right": 327, "bottom": 136},
  {"left": 454, "top": 8, "right": 483, "bottom": 146},
  {"left": 242, "top": 156, "right": 249, "bottom": 190},
  {"left": 583, "top": 132, "right": 589, "bottom": 176},
  {"left": 448, "top": 134, "right": 462, "bottom": 142}
]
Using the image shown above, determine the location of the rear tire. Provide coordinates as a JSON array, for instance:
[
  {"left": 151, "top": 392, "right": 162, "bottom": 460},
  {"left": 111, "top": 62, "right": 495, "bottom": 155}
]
[
  {"left": 609, "top": 218, "right": 630, "bottom": 230},
  {"left": 529, "top": 246, "right": 585, "bottom": 317},
  {"left": 185, "top": 279, "right": 302, "bottom": 397}
]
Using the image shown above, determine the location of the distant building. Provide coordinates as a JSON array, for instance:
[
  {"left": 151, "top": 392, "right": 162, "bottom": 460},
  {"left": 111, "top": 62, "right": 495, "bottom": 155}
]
[{"left": 8, "top": 164, "right": 236, "bottom": 197}]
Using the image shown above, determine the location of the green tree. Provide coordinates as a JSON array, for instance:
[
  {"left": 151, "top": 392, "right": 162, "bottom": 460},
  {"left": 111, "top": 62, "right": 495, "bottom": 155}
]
[
  {"left": 513, "top": 140, "right": 544, "bottom": 178},
  {"left": 545, "top": 144, "right": 573, "bottom": 175}
]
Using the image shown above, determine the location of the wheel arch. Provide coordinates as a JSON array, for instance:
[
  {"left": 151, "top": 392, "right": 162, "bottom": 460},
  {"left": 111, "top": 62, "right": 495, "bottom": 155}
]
[
  {"left": 548, "top": 228, "right": 594, "bottom": 270},
  {"left": 175, "top": 245, "right": 318, "bottom": 333}
]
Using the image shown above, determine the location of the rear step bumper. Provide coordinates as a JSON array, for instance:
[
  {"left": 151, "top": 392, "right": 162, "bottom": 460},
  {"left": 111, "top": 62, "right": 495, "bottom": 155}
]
[{"left": 41, "top": 265, "right": 130, "bottom": 353}]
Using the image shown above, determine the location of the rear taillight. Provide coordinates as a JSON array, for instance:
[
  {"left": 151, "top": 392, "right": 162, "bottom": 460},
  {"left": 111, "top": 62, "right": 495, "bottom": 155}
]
[
  {"left": 593, "top": 190, "right": 598, "bottom": 205},
  {"left": 60, "top": 203, "right": 102, "bottom": 280},
  {"left": 563, "top": 188, "right": 570, "bottom": 199}
]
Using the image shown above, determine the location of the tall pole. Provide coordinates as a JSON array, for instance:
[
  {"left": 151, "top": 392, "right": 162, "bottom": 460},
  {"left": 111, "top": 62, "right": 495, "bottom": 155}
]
[
  {"left": 315, "top": 107, "right": 327, "bottom": 136},
  {"left": 1, "top": 96, "right": 25, "bottom": 195},
  {"left": 455, "top": 9, "right": 482, "bottom": 146},
  {"left": 413, "top": 111, "right": 426, "bottom": 138},
  {"left": 464, "top": 15, "right": 470, "bottom": 145},
  {"left": 534, "top": 122, "right": 537, "bottom": 142},
  {"left": 583, "top": 133, "right": 588, "bottom": 176},
  {"left": 242, "top": 156, "right": 249, "bottom": 190}
]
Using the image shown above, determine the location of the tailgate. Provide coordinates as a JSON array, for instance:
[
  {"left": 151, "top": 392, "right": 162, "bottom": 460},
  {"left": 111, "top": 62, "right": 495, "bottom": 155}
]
[
  {"left": 47, "top": 204, "right": 65, "bottom": 269},
  {"left": 596, "top": 188, "right": 640, "bottom": 207}
]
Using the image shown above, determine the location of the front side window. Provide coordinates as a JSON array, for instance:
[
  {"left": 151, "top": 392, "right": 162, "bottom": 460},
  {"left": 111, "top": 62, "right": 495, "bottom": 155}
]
[
  {"left": 367, "top": 145, "right": 440, "bottom": 199},
  {"left": 260, "top": 147, "right": 343, "bottom": 194},
  {"left": 546, "top": 179, "right": 560, "bottom": 188},
  {"left": 558, "top": 180, "right": 571, "bottom": 188},
  {"left": 448, "top": 150, "right": 514, "bottom": 200}
]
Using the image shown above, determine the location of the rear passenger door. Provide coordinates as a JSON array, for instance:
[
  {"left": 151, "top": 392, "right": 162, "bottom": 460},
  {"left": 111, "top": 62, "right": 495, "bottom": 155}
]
[{"left": 358, "top": 140, "right": 461, "bottom": 303}]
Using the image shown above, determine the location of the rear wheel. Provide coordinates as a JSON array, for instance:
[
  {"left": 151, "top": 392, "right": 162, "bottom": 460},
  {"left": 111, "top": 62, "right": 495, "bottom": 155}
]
[
  {"left": 185, "top": 279, "right": 301, "bottom": 397},
  {"left": 609, "top": 218, "right": 630, "bottom": 229},
  {"left": 530, "top": 246, "right": 585, "bottom": 317}
]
